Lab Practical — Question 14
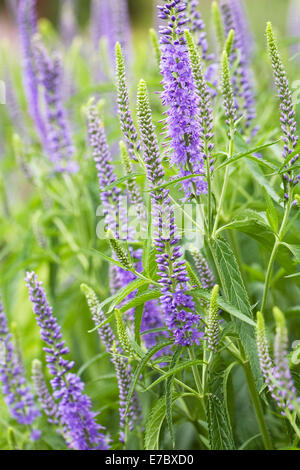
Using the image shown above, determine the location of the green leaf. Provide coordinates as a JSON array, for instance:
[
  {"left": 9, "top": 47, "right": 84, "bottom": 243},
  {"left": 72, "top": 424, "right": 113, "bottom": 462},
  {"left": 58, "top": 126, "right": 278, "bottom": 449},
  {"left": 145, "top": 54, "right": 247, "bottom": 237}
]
[
  {"left": 215, "top": 140, "right": 280, "bottom": 172},
  {"left": 77, "top": 352, "right": 108, "bottom": 376},
  {"left": 246, "top": 160, "right": 282, "bottom": 205},
  {"left": 188, "top": 288, "right": 256, "bottom": 327},
  {"left": 99, "top": 173, "right": 145, "bottom": 193},
  {"left": 217, "top": 212, "right": 300, "bottom": 287},
  {"left": 120, "top": 288, "right": 161, "bottom": 314},
  {"left": 239, "top": 433, "right": 263, "bottom": 450},
  {"left": 222, "top": 362, "right": 239, "bottom": 430},
  {"left": 144, "top": 393, "right": 181, "bottom": 450},
  {"left": 207, "top": 394, "right": 235, "bottom": 450},
  {"left": 125, "top": 341, "right": 174, "bottom": 416},
  {"left": 143, "top": 196, "right": 153, "bottom": 277},
  {"left": 146, "top": 173, "right": 205, "bottom": 192},
  {"left": 100, "top": 278, "right": 149, "bottom": 313},
  {"left": 212, "top": 237, "right": 263, "bottom": 390},
  {"left": 144, "top": 397, "right": 168, "bottom": 451},
  {"left": 133, "top": 284, "right": 148, "bottom": 346},
  {"left": 88, "top": 248, "right": 131, "bottom": 271},
  {"left": 144, "top": 359, "right": 204, "bottom": 391},
  {"left": 165, "top": 347, "right": 182, "bottom": 448},
  {"left": 264, "top": 189, "right": 279, "bottom": 232}
]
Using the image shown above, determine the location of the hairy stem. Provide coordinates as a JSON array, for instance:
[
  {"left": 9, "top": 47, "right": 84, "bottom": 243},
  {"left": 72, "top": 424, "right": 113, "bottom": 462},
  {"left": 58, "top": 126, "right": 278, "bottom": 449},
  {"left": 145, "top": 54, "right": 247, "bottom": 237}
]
[
  {"left": 261, "top": 195, "right": 292, "bottom": 312},
  {"left": 212, "top": 128, "right": 234, "bottom": 238},
  {"left": 241, "top": 358, "right": 273, "bottom": 450}
]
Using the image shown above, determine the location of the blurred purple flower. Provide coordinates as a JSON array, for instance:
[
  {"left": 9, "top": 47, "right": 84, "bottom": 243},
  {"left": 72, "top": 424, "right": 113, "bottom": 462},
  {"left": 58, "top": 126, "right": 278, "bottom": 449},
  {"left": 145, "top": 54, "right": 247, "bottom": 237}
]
[
  {"left": 26, "top": 272, "right": 109, "bottom": 450},
  {"left": 0, "top": 299, "right": 40, "bottom": 429}
]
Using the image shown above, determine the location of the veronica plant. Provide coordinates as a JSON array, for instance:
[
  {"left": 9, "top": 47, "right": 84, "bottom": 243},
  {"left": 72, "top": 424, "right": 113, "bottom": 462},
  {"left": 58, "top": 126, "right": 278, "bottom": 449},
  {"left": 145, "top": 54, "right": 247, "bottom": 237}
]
[
  {"left": 0, "top": 300, "right": 40, "bottom": 440},
  {"left": 256, "top": 309, "right": 300, "bottom": 438},
  {"left": 261, "top": 23, "right": 300, "bottom": 313},
  {"left": 1, "top": 0, "right": 300, "bottom": 453},
  {"left": 26, "top": 272, "right": 109, "bottom": 450}
]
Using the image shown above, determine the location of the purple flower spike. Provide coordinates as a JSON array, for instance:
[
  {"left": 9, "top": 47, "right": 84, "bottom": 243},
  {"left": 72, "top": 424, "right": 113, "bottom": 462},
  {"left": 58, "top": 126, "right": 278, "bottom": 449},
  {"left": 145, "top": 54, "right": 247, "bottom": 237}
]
[
  {"left": 0, "top": 299, "right": 40, "bottom": 428},
  {"left": 137, "top": 79, "right": 204, "bottom": 347},
  {"left": 186, "top": 0, "right": 213, "bottom": 62},
  {"left": 26, "top": 272, "right": 109, "bottom": 450},
  {"left": 87, "top": 104, "right": 165, "bottom": 352},
  {"left": 159, "top": 0, "right": 207, "bottom": 200},
  {"left": 82, "top": 284, "right": 141, "bottom": 443},
  {"left": 59, "top": 0, "right": 77, "bottom": 47},
  {"left": 87, "top": 102, "right": 125, "bottom": 238},
  {"left": 32, "top": 359, "right": 59, "bottom": 426},
  {"left": 266, "top": 22, "right": 300, "bottom": 196},
  {"left": 91, "top": 0, "right": 132, "bottom": 63},
  {"left": 33, "top": 37, "right": 77, "bottom": 173},
  {"left": 256, "top": 310, "right": 298, "bottom": 414},
  {"left": 192, "top": 250, "right": 215, "bottom": 290},
  {"left": 18, "top": 0, "right": 47, "bottom": 145},
  {"left": 272, "top": 307, "right": 297, "bottom": 412},
  {"left": 116, "top": 43, "right": 141, "bottom": 162},
  {"left": 220, "top": 0, "right": 257, "bottom": 134}
]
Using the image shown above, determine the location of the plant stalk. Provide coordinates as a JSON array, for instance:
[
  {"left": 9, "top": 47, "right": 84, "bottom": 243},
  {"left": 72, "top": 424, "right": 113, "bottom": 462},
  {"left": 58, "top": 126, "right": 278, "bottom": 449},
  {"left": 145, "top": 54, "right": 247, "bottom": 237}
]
[
  {"left": 261, "top": 195, "right": 292, "bottom": 312},
  {"left": 242, "top": 358, "right": 273, "bottom": 450}
]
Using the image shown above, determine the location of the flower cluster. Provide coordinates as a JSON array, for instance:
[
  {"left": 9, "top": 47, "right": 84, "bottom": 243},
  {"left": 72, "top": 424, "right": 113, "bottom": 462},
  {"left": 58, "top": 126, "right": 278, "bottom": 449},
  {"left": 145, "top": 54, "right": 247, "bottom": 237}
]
[
  {"left": 207, "top": 285, "right": 220, "bottom": 352},
  {"left": 33, "top": 37, "right": 76, "bottom": 173},
  {"left": 0, "top": 300, "right": 40, "bottom": 433},
  {"left": 221, "top": 50, "right": 238, "bottom": 130},
  {"left": 266, "top": 22, "right": 300, "bottom": 199},
  {"left": 116, "top": 43, "right": 141, "bottom": 162},
  {"left": 220, "top": 0, "right": 257, "bottom": 134},
  {"left": 120, "top": 141, "right": 146, "bottom": 225},
  {"left": 192, "top": 249, "right": 215, "bottom": 290},
  {"left": 81, "top": 284, "right": 141, "bottom": 442},
  {"left": 59, "top": 0, "right": 77, "bottom": 48},
  {"left": 87, "top": 102, "right": 123, "bottom": 237},
  {"left": 87, "top": 103, "right": 166, "bottom": 350},
  {"left": 32, "top": 359, "right": 58, "bottom": 426},
  {"left": 272, "top": 308, "right": 297, "bottom": 412},
  {"left": 256, "top": 309, "right": 299, "bottom": 415},
  {"left": 159, "top": 0, "right": 206, "bottom": 200},
  {"left": 26, "top": 272, "right": 109, "bottom": 450},
  {"left": 137, "top": 79, "right": 204, "bottom": 346},
  {"left": 91, "top": 0, "right": 131, "bottom": 64},
  {"left": 18, "top": 0, "right": 47, "bottom": 145},
  {"left": 185, "top": 30, "right": 215, "bottom": 174},
  {"left": 186, "top": 0, "right": 211, "bottom": 61}
]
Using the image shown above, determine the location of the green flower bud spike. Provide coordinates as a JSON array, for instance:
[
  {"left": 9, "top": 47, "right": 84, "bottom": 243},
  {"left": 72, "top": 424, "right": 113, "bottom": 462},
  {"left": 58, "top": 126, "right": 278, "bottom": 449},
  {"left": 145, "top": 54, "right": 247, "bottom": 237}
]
[
  {"left": 225, "top": 29, "right": 235, "bottom": 58},
  {"left": 8, "top": 427, "right": 17, "bottom": 450},
  {"left": 212, "top": 1, "right": 225, "bottom": 53},
  {"left": 115, "top": 42, "right": 140, "bottom": 161},
  {"left": 120, "top": 140, "right": 146, "bottom": 224},
  {"left": 149, "top": 28, "right": 161, "bottom": 66},
  {"left": 107, "top": 229, "right": 132, "bottom": 270},
  {"left": 114, "top": 309, "right": 133, "bottom": 357},
  {"left": 207, "top": 285, "right": 220, "bottom": 352},
  {"left": 221, "top": 50, "right": 237, "bottom": 131}
]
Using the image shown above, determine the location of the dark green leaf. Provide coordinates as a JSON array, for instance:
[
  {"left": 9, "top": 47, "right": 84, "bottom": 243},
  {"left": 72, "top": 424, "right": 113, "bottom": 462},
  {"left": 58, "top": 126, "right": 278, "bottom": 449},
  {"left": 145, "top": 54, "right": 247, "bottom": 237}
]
[
  {"left": 207, "top": 394, "right": 235, "bottom": 450},
  {"left": 125, "top": 341, "right": 174, "bottom": 416},
  {"left": 212, "top": 237, "right": 263, "bottom": 390}
]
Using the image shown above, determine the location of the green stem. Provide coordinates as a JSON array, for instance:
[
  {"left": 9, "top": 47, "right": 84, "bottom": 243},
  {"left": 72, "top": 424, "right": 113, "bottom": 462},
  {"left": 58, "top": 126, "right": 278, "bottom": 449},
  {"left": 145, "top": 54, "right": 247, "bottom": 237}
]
[
  {"left": 227, "top": 230, "right": 248, "bottom": 294},
  {"left": 285, "top": 410, "right": 300, "bottom": 440},
  {"left": 205, "top": 144, "right": 213, "bottom": 236},
  {"left": 212, "top": 128, "right": 234, "bottom": 239},
  {"left": 242, "top": 358, "right": 273, "bottom": 450},
  {"left": 188, "top": 347, "right": 203, "bottom": 395},
  {"left": 261, "top": 196, "right": 292, "bottom": 313},
  {"left": 206, "top": 239, "right": 273, "bottom": 450}
]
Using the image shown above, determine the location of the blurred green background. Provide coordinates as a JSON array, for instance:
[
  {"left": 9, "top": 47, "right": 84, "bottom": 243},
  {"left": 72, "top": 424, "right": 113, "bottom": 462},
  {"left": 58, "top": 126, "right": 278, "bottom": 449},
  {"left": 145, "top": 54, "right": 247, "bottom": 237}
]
[
  {"left": 0, "top": 0, "right": 297, "bottom": 41},
  {"left": 0, "top": 0, "right": 299, "bottom": 449}
]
